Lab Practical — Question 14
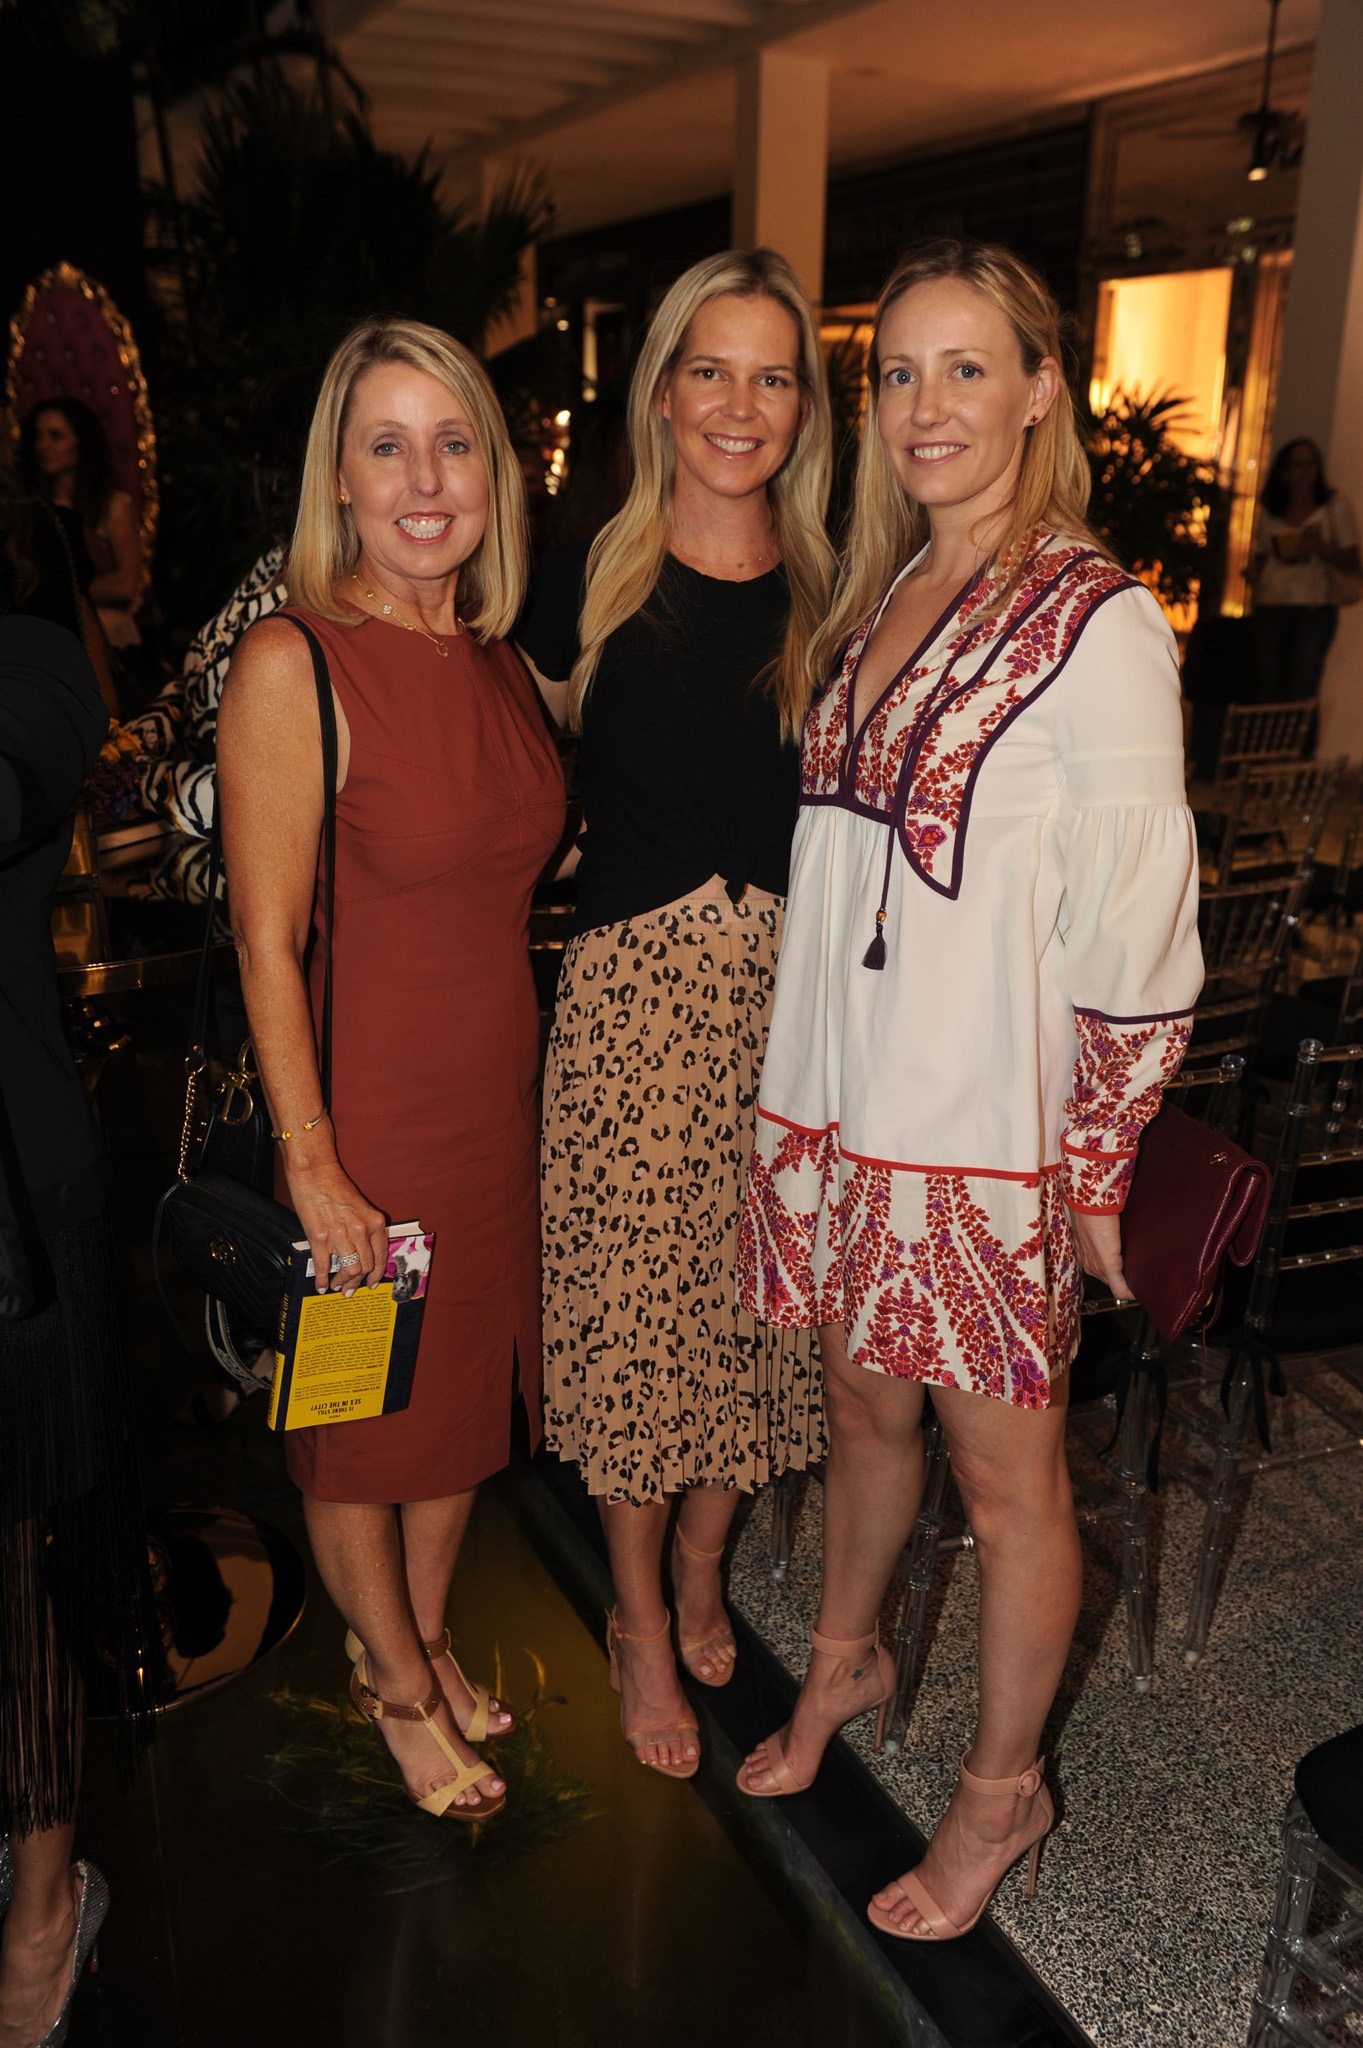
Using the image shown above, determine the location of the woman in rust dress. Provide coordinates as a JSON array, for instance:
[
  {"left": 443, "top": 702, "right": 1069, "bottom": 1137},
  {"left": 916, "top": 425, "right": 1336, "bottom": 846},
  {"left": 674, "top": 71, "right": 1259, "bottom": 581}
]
[{"left": 219, "top": 318, "right": 563, "bottom": 1821}]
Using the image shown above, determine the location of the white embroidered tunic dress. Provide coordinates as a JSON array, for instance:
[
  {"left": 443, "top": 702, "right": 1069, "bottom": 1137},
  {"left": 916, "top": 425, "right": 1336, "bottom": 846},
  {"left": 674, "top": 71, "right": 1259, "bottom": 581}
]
[{"left": 737, "top": 532, "right": 1204, "bottom": 1408}]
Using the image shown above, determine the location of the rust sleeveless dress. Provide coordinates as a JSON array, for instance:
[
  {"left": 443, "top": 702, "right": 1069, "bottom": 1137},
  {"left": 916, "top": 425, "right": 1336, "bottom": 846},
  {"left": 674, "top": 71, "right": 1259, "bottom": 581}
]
[{"left": 278, "top": 607, "right": 564, "bottom": 1504}]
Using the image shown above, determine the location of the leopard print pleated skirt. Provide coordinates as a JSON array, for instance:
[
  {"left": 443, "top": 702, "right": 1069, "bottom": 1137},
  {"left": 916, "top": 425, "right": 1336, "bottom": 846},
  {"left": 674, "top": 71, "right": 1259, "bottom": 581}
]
[{"left": 541, "top": 890, "right": 824, "bottom": 1505}]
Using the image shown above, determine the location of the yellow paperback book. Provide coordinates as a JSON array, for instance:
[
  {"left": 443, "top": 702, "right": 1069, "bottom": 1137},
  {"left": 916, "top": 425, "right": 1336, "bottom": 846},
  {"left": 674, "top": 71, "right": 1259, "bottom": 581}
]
[{"left": 267, "top": 1223, "right": 433, "bottom": 1432}]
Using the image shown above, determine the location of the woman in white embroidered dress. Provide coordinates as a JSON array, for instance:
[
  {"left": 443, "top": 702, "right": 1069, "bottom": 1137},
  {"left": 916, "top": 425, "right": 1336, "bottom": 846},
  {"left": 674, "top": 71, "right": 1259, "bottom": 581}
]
[{"left": 735, "top": 241, "right": 1203, "bottom": 1942}]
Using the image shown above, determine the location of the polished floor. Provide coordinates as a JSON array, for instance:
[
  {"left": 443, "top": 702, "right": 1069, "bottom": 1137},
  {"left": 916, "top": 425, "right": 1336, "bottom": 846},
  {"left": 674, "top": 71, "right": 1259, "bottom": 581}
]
[
  {"left": 68, "top": 1000, "right": 914, "bottom": 2048},
  {"left": 81, "top": 1460, "right": 915, "bottom": 2048},
  {"left": 728, "top": 1379, "right": 1363, "bottom": 2048},
  {"left": 62, "top": 982, "right": 1363, "bottom": 2048}
]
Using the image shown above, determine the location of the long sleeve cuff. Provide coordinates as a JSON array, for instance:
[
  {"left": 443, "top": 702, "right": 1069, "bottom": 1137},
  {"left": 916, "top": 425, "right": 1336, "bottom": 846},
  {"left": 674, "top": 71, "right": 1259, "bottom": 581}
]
[{"left": 1061, "top": 1008, "right": 1194, "bottom": 1214}]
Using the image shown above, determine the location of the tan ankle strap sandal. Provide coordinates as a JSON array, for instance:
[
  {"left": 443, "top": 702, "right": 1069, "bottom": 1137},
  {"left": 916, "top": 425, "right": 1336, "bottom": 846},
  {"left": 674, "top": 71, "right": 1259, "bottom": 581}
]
[
  {"left": 606, "top": 1609, "right": 701, "bottom": 1780},
  {"left": 348, "top": 1648, "right": 506, "bottom": 1821}
]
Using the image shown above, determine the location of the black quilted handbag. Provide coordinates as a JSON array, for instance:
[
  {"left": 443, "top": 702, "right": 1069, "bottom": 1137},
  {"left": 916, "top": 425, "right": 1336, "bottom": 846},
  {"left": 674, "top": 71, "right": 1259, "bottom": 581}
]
[{"left": 153, "top": 616, "right": 336, "bottom": 1380}]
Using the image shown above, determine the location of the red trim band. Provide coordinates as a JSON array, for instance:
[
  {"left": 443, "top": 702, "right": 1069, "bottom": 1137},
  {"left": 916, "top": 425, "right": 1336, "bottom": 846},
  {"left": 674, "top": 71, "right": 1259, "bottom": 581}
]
[
  {"left": 1060, "top": 1136, "right": 1138, "bottom": 1161},
  {"left": 755, "top": 1107, "right": 1062, "bottom": 1184}
]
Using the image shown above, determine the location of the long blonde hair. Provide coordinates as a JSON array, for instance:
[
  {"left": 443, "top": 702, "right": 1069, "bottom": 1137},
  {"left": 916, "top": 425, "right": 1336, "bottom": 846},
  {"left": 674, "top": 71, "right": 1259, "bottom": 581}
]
[
  {"left": 569, "top": 249, "right": 835, "bottom": 740},
  {"left": 810, "top": 239, "right": 1104, "bottom": 687},
  {"left": 288, "top": 317, "right": 527, "bottom": 641}
]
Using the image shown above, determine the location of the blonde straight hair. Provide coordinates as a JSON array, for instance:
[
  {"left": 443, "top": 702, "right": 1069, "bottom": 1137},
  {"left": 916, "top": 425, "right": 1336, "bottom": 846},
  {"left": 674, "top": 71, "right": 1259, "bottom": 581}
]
[
  {"left": 288, "top": 316, "right": 528, "bottom": 641},
  {"left": 568, "top": 248, "right": 835, "bottom": 740},
  {"left": 810, "top": 239, "right": 1106, "bottom": 688}
]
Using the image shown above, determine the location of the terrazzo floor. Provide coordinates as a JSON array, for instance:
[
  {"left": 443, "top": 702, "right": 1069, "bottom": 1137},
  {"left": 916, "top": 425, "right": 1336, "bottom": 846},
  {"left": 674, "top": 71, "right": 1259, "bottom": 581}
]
[{"left": 726, "top": 1370, "right": 1363, "bottom": 2048}]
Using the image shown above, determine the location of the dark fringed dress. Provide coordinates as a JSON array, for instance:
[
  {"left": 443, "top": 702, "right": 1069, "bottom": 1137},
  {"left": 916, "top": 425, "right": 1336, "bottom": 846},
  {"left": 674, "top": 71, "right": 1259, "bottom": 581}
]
[{"left": 0, "top": 612, "right": 157, "bottom": 1833}]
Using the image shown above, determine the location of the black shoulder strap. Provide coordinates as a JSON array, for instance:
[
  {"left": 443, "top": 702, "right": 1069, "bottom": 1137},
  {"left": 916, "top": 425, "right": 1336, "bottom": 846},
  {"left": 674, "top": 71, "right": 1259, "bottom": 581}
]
[{"left": 187, "top": 611, "right": 338, "bottom": 1096}]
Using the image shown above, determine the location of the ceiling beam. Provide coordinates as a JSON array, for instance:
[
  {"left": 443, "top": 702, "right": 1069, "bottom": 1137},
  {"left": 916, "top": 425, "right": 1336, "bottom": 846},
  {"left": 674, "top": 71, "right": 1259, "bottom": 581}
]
[
  {"left": 438, "top": 0, "right": 872, "bottom": 169},
  {"left": 343, "top": 13, "right": 690, "bottom": 67},
  {"left": 377, "top": 0, "right": 706, "bottom": 29},
  {"left": 365, "top": 80, "right": 561, "bottom": 113},
  {"left": 346, "top": 47, "right": 620, "bottom": 91}
]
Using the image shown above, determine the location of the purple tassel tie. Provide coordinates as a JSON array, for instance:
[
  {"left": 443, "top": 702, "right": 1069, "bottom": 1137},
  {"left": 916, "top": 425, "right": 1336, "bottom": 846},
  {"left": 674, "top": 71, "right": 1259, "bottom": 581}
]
[{"left": 862, "top": 908, "right": 887, "bottom": 971}]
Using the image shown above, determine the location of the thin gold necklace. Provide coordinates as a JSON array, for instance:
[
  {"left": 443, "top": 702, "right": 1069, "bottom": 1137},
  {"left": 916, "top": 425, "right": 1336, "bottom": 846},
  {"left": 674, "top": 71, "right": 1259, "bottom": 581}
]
[
  {"left": 350, "top": 571, "right": 462, "bottom": 657},
  {"left": 670, "top": 523, "right": 781, "bottom": 580}
]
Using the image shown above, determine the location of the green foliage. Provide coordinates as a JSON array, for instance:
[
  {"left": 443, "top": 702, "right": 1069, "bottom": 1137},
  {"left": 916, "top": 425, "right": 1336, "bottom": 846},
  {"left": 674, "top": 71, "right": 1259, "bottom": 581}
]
[
  {"left": 146, "top": 66, "right": 549, "bottom": 624},
  {"left": 260, "top": 1658, "right": 595, "bottom": 1890},
  {"left": 1084, "top": 389, "right": 1225, "bottom": 613},
  {"left": 822, "top": 324, "right": 873, "bottom": 547}
]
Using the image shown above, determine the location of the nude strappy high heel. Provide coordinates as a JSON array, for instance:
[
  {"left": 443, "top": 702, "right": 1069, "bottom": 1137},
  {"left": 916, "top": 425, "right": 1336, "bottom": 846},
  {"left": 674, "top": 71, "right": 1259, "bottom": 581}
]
[
  {"left": 606, "top": 1610, "right": 700, "bottom": 1779},
  {"left": 866, "top": 1753, "right": 1053, "bottom": 1942},
  {"left": 348, "top": 1647, "right": 506, "bottom": 1820},
  {"left": 344, "top": 1626, "right": 516, "bottom": 1741},
  {"left": 736, "top": 1623, "right": 892, "bottom": 1798},
  {"left": 671, "top": 1526, "right": 737, "bottom": 1688}
]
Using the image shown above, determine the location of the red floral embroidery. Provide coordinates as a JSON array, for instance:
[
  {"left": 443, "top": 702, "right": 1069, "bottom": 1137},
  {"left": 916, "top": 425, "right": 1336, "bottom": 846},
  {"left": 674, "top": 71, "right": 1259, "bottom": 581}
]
[
  {"left": 737, "top": 1121, "right": 841, "bottom": 1327},
  {"left": 835, "top": 580, "right": 995, "bottom": 810},
  {"left": 845, "top": 1168, "right": 1077, "bottom": 1407},
  {"left": 800, "top": 542, "right": 1134, "bottom": 903},
  {"left": 1062, "top": 1011, "right": 1193, "bottom": 1212},
  {"left": 802, "top": 624, "right": 869, "bottom": 795},
  {"left": 894, "top": 549, "right": 1131, "bottom": 887},
  {"left": 1061, "top": 1141, "right": 1136, "bottom": 1215},
  {"left": 739, "top": 1125, "right": 1079, "bottom": 1409}
]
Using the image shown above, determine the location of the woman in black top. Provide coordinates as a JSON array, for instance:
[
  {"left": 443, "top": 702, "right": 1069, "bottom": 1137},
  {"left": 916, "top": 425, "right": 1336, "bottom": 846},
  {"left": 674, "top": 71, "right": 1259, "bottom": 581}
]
[
  {"left": 520, "top": 248, "right": 834, "bottom": 1777},
  {"left": 0, "top": 602, "right": 156, "bottom": 2040}
]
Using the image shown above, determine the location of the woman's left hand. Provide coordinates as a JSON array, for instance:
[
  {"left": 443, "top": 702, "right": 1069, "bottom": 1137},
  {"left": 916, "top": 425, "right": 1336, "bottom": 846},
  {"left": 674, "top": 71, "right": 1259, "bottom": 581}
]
[{"left": 1067, "top": 1207, "right": 1134, "bottom": 1304}]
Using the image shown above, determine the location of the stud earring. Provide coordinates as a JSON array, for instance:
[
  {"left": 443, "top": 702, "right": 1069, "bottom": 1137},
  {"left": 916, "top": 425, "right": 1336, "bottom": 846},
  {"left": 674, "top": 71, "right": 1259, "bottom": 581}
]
[{"left": 338, "top": 492, "right": 348, "bottom": 504}]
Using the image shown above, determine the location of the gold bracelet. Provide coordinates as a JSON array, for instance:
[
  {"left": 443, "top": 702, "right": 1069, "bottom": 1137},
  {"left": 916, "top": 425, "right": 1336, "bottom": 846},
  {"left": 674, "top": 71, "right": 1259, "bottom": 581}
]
[{"left": 271, "top": 1110, "right": 328, "bottom": 1142}]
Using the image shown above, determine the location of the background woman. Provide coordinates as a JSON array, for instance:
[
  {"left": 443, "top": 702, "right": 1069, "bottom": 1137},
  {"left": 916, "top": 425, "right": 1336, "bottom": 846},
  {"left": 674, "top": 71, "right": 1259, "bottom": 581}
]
[
  {"left": 1249, "top": 436, "right": 1360, "bottom": 702},
  {"left": 0, "top": 606, "right": 156, "bottom": 2045},
  {"left": 520, "top": 248, "right": 834, "bottom": 1777},
  {"left": 737, "top": 240, "right": 1202, "bottom": 1938},
  {"left": 218, "top": 319, "right": 564, "bottom": 1820},
  {"left": 20, "top": 399, "right": 145, "bottom": 660}
]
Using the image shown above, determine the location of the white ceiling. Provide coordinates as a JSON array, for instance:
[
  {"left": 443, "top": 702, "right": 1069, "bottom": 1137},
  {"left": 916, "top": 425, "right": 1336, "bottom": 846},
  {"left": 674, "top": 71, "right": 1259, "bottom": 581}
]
[{"left": 317, "top": 0, "right": 1321, "bottom": 234}]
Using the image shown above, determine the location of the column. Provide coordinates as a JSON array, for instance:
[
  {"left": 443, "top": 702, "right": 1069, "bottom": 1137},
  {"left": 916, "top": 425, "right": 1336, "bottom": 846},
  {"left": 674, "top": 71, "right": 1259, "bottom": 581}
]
[
  {"left": 1271, "top": 0, "right": 1363, "bottom": 761},
  {"left": 732, "top": 50, "right": 829, "bottom": 304}
]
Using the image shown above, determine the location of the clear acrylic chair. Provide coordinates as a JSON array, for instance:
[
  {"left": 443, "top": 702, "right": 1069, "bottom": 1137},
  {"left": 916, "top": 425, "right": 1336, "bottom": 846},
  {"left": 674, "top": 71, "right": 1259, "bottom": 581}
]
[
  {"left": 1177, "top": 1039, "right": 1363, "bottom": 1665},
  {"left": 1215, "top": 701, "right": 1316, "bottom": 781},
  {"left": 1246, "top": 1725, "right": 1363, "bottom": 2046},
  {"left": 1194, "top": 869, "right": 1314, "bottom": 1080},
  {"left": 1208, "top": 758, "right": 1342, "bottom": 890}
]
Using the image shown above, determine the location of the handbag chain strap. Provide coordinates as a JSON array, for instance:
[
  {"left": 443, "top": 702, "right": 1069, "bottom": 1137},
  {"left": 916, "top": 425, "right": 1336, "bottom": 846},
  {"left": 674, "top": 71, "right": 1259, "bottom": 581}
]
[
  {"left": 177, "top": 613, "right": 338, "bottom": 1180},
  {"left": 176, "top": 1052, "right": 205, "bottom": 1181}
]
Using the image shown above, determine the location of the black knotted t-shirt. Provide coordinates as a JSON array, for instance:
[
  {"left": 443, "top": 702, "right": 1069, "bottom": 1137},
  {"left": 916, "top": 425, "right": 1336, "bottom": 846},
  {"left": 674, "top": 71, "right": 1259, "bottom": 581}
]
[{"left": 518, "top": 539, "right": 801, "bottom": 938}]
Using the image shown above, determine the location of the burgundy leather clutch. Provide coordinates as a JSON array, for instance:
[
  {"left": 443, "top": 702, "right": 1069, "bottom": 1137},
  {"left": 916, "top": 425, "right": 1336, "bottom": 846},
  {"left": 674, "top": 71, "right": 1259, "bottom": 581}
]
[{"left": 1121, "top": 1103, "right": 1272, "bottom": 1342}]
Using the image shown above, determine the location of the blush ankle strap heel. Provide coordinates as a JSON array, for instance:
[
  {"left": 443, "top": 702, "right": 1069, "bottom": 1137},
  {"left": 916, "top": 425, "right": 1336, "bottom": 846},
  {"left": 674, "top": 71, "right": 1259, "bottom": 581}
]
[
  {"left": 737, "top": 1622, "right": 893, "bottom": 1798},
  {"left": 606, "top": 1610, "right": 701, "bottom": 1779},
  {"left": 671, "top": 1526, "right": 737, "bottom": 1688},
  {"left": 867, "top": 1752, "right": 1054, "bottom": 1942}
]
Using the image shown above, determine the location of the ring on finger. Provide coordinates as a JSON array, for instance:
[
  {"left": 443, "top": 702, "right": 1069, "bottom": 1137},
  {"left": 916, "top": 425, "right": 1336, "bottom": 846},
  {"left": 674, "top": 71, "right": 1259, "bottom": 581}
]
[{"left": 335, "top": 1251, "right": 361, "bottom": 1269}]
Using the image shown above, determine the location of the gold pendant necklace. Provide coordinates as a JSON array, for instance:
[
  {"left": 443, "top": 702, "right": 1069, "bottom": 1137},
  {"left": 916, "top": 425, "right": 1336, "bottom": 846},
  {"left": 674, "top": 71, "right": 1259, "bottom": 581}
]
[{"left": 350, "top": 572, "right": 462, "bottom": 657}]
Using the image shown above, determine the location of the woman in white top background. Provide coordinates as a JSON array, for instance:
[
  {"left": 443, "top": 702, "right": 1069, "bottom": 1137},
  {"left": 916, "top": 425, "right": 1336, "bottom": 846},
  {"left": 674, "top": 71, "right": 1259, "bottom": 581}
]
[
  {"left": 1249, "top": 436, "right": 1360, "bottom": 702},
  {"left": 735, "top": 240, "right": 1203, "bottom": 1943}
]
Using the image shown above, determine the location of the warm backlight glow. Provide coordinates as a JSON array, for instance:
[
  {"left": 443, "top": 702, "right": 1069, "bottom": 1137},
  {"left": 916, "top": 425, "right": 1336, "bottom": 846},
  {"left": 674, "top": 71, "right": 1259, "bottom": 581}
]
[{"left": 1089, "top": 268, "right": 1234, "bottom": 462}]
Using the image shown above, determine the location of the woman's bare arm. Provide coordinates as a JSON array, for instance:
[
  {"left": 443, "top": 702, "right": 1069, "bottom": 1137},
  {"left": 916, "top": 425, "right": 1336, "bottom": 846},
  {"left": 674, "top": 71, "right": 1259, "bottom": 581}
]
[
  {"left": 217, "top": 615, "right": 387, "bottom": 1291},
  {"left": 77, "top": 596, "right": 119, "bottom": 713},
  {"left": 87, "top": 491, "right": 143, "bottom": 610}
]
